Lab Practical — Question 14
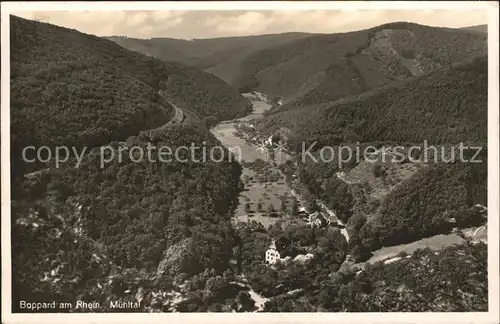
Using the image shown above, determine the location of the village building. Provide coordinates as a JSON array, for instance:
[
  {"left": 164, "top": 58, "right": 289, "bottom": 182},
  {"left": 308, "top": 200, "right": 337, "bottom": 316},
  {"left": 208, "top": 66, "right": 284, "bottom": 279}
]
[
  {"left": 265, "top": 135, "right": 274, "bottom": 147},
  {"left": 265, "top": 237, "right": 297, "bottom": 265},
  {"left": 305, "top": 212, "right": 329, "bottom": 228},
  {"left": 265, "top": 241, "right": 281, "bottom": 265}
]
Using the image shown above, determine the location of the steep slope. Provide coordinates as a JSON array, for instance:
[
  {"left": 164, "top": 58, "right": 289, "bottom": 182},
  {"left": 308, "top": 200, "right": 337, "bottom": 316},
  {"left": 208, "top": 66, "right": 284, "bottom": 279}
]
[
  {"left": 10, "top": 16, "right": 247, "bottom": 311},
  {"left": 272, "top": 56, "right": 487, "bottom": 261},
  {"left": 11, "top": 15, "right": 251, "bottom": 176},
  {"left": 107, "top": 32, "right": 315, "bottom": 83},
  {"left": 260, "top": 55, "right": 487, "bottom": 149},
  {"left": 236, "top": 22, "right": 486, "bottom": 105}
]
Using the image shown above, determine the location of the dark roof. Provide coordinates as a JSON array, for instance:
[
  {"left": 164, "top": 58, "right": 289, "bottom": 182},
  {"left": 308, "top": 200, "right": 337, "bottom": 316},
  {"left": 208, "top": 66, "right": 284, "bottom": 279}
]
[{"left": 279, "top": 244, "right": 298, "bottom": 259}]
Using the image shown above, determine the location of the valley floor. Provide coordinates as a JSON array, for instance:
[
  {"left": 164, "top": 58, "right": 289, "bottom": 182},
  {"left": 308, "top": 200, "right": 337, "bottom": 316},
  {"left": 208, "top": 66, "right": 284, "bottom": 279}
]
[{"left": 212, "top": 91, "right": 488, "bottom": 312}]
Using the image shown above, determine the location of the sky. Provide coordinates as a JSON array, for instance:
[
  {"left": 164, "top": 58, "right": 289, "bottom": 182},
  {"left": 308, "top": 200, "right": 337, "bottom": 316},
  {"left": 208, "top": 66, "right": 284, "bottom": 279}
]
[{"left": 14, "top": 9, "right": 488, "bottom": 39}]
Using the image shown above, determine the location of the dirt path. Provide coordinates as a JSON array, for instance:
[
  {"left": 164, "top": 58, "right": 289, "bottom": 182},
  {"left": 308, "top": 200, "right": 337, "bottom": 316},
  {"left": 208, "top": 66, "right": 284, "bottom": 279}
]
[
  {"left": 231, "top": 280, "right": 269, "bottom": 312},
  {"left": 352, "top": 225, "right": 487, "bottom": 267}
]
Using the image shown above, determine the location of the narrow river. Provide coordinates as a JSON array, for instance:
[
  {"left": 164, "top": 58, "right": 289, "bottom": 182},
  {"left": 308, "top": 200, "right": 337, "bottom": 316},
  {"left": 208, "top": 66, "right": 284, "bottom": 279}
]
[
  {"left": 211, "top": 93, "right": 275, "bottom": 311},
  {"left": 211, "top": 93, "right": 294, "bottom": 229},
  {"left": 211, "top": 92, "right": 276, "bottom": 162}
]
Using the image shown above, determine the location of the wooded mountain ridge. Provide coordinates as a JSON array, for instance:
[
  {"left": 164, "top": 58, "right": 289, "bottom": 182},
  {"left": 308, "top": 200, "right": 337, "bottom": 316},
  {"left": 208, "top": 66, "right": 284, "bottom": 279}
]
[
  {"left": 11, "top": 15, "right": 251, "bottom": 176},
  {"left": 109, "top": 21, "right": 487, "bottom": 107},
  {"left": 107, "top": 32, "right": 315, "bottom": 84}
]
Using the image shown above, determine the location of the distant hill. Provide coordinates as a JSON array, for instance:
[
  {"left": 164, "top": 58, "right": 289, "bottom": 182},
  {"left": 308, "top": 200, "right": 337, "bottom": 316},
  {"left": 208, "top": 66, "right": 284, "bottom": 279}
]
[
  {"left": 108, "top": 22, "right": 486, "bottom": 106},
  {"left": 11, "top": 15, "right": 250, "bottom": 175},
  {"left": 460, "top": 24, "right": 488, "bottom": 34},
  {"left": 107, "top": 32, "right": 316, "bottom": 83},
  {"left": 237, "top": 22, "right": 487, "bottom": 105}
]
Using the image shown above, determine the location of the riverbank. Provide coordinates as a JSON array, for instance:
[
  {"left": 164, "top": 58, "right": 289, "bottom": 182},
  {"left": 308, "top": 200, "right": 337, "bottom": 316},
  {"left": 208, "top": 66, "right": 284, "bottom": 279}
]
[{"left": 212, "top": 93, "right": 296, "bottom": 226}]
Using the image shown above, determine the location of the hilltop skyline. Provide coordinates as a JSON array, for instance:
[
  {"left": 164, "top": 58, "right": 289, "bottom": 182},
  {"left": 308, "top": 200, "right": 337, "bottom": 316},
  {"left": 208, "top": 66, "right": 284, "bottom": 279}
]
[{"left": 14, "top": 9, "right": 487, "bottom": 39}]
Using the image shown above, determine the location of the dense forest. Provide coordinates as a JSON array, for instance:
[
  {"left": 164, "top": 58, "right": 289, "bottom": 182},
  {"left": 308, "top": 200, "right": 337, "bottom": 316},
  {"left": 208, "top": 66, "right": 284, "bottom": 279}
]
[
  {"left": 10, "top": 16, "right": 250, "bottom": 312},
  {"left": 263, "top": 242, "right": 487, "bottom": 312},
  {"left": 259, "top": 55, "right": 487, "bottom": 150},
  {"left": 460, "top": 24, "right": 488, "bottom": 34},
  {"left": 11, "top": 15, "right": 251, "bottom": 177},
  {"left": 234, "top": 22, "right": 486, "bottom": 102},
  {"left": 108, "top": 22, "right": 486, "bottom": 104}
]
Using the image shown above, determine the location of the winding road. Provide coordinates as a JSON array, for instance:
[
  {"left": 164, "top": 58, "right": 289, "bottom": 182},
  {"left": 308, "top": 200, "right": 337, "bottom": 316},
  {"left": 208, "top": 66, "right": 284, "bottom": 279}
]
[
  {"left": 159, "top": 90, "right": 185, "bottom": 125},
  {"left": 170, "top": 102, "right": 184, "bottom": 124}
]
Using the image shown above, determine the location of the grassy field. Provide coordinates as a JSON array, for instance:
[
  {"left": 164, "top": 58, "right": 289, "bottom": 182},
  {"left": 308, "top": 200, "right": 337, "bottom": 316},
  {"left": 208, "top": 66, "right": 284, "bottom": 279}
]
[
  {"left": 233, "top": 164, "right": 296, "bottom": 228},
  {"left": 212, "top": 95, "right": 299, "bottom": 228}
]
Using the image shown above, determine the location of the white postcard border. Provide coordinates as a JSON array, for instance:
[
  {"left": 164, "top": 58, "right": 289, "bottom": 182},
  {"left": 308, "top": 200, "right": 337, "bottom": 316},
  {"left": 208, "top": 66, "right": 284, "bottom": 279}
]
[{"left": 1, "top": 2, "right": 499, "bottom": 324}]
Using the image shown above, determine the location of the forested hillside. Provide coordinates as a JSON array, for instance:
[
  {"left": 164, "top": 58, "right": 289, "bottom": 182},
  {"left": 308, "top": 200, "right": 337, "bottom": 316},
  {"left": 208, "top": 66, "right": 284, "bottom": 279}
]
[
  {"left": 11, "top": 15, "right": 251, "bottom": 176},
  {"left": 108, "top": 32, "right": 314, "bottom": 83},
  {"left": 236, "top": 22, "right": 486, "bottom": 104},
  {"left": 273, "top": 55, "right": 488, "bottom": 262},
  {"left": 10, "top": 16, "right": 248, "bottom": 311},
  {"left": 260, "top": 55, "right": 487, "bottom": 150},
  {"left": 460, "top": 24, "right": 488, "bottom": 34},
  {"left": 13, "top": 125, "right": 244, "bottom": 309}
]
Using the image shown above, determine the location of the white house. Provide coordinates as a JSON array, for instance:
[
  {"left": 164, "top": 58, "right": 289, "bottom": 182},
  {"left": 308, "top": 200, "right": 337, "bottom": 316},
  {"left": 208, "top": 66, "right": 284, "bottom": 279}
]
[{"left": 265, "top": 241, "right": 281, "bottom": 265}]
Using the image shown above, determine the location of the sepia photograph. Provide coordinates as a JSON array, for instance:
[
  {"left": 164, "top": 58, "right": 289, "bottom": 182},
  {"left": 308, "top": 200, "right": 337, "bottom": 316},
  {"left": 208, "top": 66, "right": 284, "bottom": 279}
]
[{"left": 1, "top": 1, "right": 499, "bottom": 323}]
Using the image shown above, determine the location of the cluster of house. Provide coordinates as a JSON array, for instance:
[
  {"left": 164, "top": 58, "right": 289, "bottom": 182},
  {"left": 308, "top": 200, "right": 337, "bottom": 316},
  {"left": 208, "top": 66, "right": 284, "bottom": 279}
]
[
  {"left": 235, "top": 123, "right": 268, "bottom": 147},
  {"left": 235, "top": 123, "right": 293, "bottom": 151},
  {"left": 295, "top": 208, "right": 334, "bottom": 228},
  {"left": 262, "top": 190, "right": 341, "bottom": 267},
  {"left": 290, "top": 187, "right": 340, "bottom": 229}
]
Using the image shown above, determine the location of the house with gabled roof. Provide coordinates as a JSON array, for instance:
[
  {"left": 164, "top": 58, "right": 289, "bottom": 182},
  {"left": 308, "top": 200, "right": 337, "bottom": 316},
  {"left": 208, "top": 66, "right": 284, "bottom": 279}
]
[{"left": 265, "top": 240, "right": 280, "bottom": 265}]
